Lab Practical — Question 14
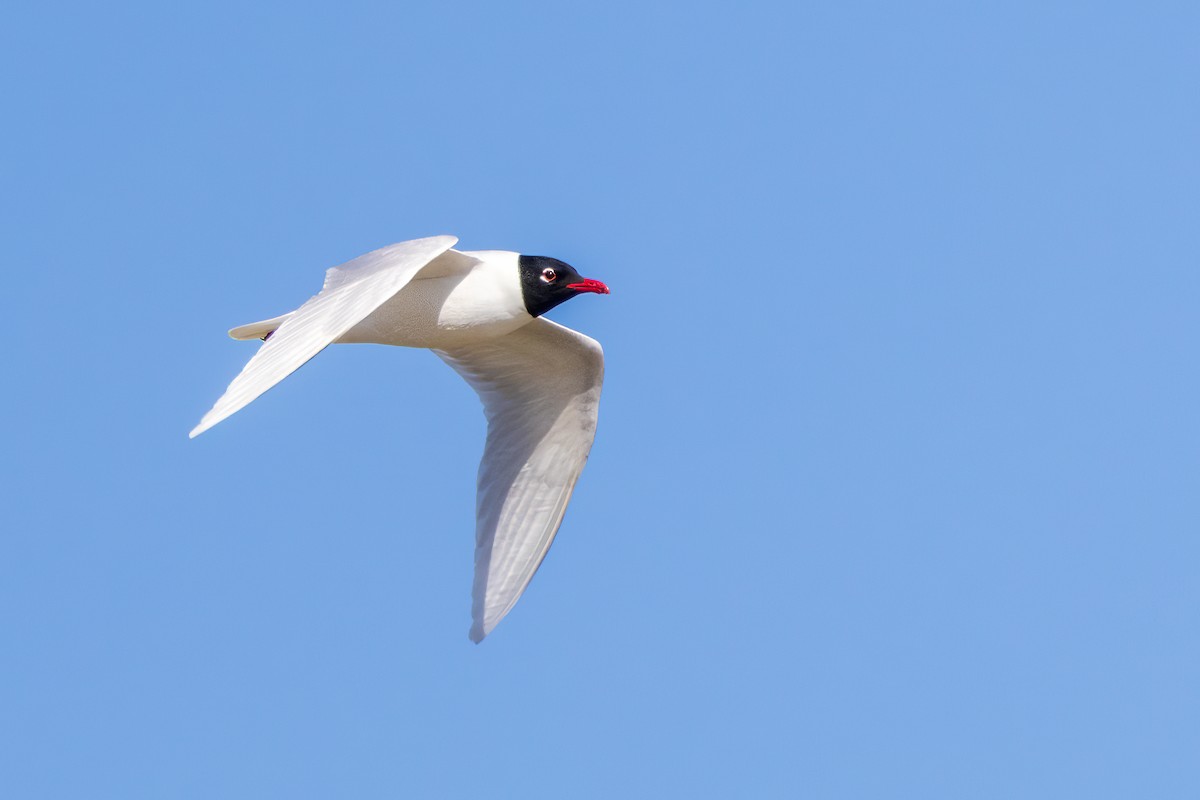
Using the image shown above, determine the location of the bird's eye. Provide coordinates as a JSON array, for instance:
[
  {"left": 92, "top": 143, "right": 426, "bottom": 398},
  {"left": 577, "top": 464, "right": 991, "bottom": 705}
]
[{"left": 541, "top": 268, "right": 557, "bottom": 282}]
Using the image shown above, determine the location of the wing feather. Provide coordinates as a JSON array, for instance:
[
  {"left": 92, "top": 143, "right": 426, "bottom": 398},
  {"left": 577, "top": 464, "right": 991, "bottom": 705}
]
[
  {"left": 190, "top": 235, "right": 457, "bottom": 437},
  {"left": 436, "top": 318, "right": 604, "bottom": 642}
]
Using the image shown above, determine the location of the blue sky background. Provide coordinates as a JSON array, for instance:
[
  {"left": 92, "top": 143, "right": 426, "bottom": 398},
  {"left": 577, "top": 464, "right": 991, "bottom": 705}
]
[{"left": 3, "top": 1, "right": 1197, "bottom": 796}]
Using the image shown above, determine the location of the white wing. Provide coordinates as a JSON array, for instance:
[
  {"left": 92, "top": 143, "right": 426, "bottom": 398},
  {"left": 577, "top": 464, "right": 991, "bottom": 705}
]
[
  {"left": 190, "top": 235, "right": 458, "bottom": 438},
  {"left": 435, "top": 318, "right": 605, "bottom": 642}
]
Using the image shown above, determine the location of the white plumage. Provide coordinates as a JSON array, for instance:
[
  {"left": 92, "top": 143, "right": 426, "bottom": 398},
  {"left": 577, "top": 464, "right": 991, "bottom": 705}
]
[{"left": 191, "top": 236, "right": 607, "bottom": 641}]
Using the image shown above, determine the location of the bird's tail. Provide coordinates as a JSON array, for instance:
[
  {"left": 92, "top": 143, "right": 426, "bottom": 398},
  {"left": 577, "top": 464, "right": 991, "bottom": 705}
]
[{"left": 228, "top": 313, "right": 290, "bottom": 341}]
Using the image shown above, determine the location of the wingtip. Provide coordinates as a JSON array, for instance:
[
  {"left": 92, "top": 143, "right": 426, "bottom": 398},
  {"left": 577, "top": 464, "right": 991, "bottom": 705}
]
[{"left": 188, "top": 417, "right": 213, "bottom": 439}]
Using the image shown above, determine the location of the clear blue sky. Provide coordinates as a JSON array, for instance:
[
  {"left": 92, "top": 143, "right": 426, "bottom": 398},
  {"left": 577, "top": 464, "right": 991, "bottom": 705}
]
[{"left": 3, "top": 1, "right": 1197, "bottom": 797}]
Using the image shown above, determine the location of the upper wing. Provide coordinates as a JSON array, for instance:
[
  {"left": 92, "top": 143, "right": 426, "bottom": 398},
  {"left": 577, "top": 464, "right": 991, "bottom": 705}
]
[
  {"left": 190, "top": 235, "right": 458, "bottom": 438},
  {"left": 435, "top": 318, "right": 605, "bottom": 642}
]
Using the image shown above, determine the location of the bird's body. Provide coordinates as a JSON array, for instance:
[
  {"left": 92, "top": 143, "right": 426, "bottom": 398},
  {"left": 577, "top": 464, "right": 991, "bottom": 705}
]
[
  {"left": 191, "top": 236, "right": 609, "bottom": 641},
  {"left": 336, "top": 250, "right": 529, "bottom": 348}
]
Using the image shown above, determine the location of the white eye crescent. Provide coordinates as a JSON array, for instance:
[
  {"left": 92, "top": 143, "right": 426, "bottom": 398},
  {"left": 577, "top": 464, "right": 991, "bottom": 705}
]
[{"left": 541, "top": 268, "right": 557, "bottom": 282}]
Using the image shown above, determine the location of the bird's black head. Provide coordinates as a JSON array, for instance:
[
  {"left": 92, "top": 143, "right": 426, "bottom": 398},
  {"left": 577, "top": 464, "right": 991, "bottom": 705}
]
[{"left": 518, "top": 255, "right": 610, "bottom": 318}]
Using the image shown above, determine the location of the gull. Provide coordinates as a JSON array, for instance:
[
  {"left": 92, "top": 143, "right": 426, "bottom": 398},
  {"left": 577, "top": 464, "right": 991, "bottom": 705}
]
[{"left": 190, "top": 235, "right": 609, "bottom": 641}]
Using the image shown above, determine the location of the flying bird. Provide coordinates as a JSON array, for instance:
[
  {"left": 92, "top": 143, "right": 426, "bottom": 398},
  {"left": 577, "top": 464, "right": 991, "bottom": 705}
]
[{"left": 190, "top": 235, "right": 609, "bottom": 641}]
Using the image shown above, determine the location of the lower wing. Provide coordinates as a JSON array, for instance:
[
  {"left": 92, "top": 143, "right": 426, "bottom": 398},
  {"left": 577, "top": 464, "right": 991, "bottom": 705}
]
[{"left": 435, "top": 318, "right": 605, "bottom": 641}]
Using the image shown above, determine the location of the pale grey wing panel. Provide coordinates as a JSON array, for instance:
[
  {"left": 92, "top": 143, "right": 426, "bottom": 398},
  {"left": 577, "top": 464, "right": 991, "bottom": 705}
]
[
  {"left": 190, "top": 235, "right": 457, "bottom": 438},
  {"left": 435, "top": 318, "right": 604, "bottom": 642}
]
